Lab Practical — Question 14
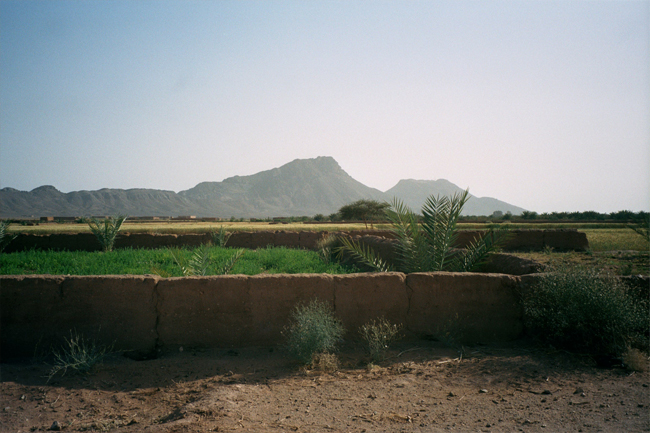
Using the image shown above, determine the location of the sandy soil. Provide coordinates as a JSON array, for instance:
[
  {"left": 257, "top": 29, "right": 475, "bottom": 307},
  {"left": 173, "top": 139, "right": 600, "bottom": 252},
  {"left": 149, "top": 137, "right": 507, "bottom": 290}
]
[{"left": 2, "top": 341, "right": 648, "bottom": 433}]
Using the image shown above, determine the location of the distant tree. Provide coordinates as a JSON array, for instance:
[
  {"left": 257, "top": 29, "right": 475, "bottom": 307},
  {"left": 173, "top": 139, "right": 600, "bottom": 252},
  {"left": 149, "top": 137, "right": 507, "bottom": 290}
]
[
  {"left": 502, "top": 211, "right": 512, "bottom": 221},
  {"left": 313, "top": 214, "right": 326, "bottom": 222},
  {"left": 610, "top": 210, "right": 636, "bottom": 221},
  {"left": 521, "top": 211, "right": 538, "bottom": 220},
  {"left": 338, "top": 199, "right": 390, "bottom": 229},
  {"left": 328, "top": 212, "right": 341, "bottom": 222},
  {"left": 490, "top": 210, "right": 504, "bottom": 219}
]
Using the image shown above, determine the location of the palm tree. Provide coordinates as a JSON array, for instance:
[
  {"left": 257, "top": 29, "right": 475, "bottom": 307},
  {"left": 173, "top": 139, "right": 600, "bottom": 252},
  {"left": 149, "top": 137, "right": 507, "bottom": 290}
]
[{"left": 338, "top": 190, "right": 509, "bottom": 273}]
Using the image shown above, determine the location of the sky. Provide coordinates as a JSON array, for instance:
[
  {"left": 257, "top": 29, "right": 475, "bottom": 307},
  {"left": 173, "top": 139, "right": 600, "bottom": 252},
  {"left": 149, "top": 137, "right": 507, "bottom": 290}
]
[{"left": 1, "top": 0, "right": 648, "bottom": 214}]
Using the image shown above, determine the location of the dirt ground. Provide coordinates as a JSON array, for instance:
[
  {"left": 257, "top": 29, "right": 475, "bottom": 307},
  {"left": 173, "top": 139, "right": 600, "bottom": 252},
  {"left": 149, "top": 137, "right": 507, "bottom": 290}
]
[{"left": 2, "top": 340, "right": 648, "bottom": 433}]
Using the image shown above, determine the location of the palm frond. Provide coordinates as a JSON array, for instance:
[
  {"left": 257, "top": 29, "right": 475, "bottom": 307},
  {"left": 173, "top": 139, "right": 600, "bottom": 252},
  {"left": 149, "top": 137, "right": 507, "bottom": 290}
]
[
  {"left": 336, "top": 237, "right": 394, "bottom": 272},
  {"left": 452, "top": 225, "right": 512, "bottom": 272},
  {"left": 217, "top": 249, "right": 244, "bottom": 275},
  {"left": 385, "top": 198, "right": 426, "bottom": 272},
  {"left": 188, "top": 245, "right": 211, "bottom": 276},
  {"left": 421, "top": 190, "right": 470, "bottom": 271},
  {"left": 0, "top": 220, "right": 17, "bottom": 253}
]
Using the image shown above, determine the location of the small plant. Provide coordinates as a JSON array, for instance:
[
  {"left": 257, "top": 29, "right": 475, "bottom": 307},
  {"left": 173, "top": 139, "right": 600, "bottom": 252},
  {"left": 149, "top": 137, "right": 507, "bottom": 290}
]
[
  {"left": 523, "top": 264, "right": 649, "bottom": 357},
  {"left": 285, "top": 299, "right": 345, "bottom": 364},
  {"left": 0, "top": 220, "right": 17, "bottom": 253},
  {"left": 359, "top": 317, "right": 402, "bottom": 362},
  {"left": 211, "top": 226, "right": 232, "bottom": 247},
  {"left": 85, "top": 215, "right": 127, "bottom": 252},
  {"left": 168, "top": 245, "right": 244, "bottom": 276},
  {"left": 48, "top": 331, "right": 112, "bottom": 381}
]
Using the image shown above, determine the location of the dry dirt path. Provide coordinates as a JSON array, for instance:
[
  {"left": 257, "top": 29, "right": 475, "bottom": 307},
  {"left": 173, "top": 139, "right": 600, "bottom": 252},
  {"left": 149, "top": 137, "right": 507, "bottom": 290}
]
[{"left": 2, "top": 341, "right": 648, "bottom": 432}]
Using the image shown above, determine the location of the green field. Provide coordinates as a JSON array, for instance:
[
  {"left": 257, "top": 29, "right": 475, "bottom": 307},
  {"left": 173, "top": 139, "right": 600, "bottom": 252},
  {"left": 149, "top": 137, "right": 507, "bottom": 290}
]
[
  {"left": 0, "top": 246, "right": 354, "bottom": 276},
  {"left": 5, "top": 220, "right": 637, "bottom": 235},
  {"left": 3, "top": 222, "right": 647, "bottom": 276}
]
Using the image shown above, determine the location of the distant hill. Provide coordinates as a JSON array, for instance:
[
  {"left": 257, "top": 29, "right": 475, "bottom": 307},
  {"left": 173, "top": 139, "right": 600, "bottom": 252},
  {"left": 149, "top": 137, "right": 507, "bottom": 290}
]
[
  {"left": 385, "top": 179, "right": 526, "bottom": 216},
  {"left": 0, "top": 156, "right": 526, "bottom": 218}
]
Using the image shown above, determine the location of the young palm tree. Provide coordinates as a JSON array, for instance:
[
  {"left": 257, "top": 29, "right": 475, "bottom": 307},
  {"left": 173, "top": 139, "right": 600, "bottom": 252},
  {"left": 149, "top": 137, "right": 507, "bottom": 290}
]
[
  {"left": 338, "top": 190, "right": 509, "bottom": 273},
  {"left": 85, "top": 215, "right": 128, "bottom": 252}
]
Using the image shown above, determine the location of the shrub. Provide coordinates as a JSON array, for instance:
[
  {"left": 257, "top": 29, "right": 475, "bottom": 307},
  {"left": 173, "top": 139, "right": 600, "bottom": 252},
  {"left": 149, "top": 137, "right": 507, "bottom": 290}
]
[
  {"left": 359, "top": 317, "right": 402, "bottom": 362},
  {"left": 285, "top": 300, "right": 345, "bottom": 364},
  {"left": 85, "top": 215, "right": 127, "bottom": 252},
  {"left": 48, "top": 331, "right": 112, "bottom": 381},
  {"left": 523, "top": 264, "right": 649, "bottom": 357}
]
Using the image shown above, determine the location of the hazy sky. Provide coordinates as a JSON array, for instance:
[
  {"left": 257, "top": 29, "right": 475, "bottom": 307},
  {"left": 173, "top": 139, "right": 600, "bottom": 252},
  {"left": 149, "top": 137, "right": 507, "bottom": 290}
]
[{"left": 1, "top": 1, "right": 648, "bottom": 213}]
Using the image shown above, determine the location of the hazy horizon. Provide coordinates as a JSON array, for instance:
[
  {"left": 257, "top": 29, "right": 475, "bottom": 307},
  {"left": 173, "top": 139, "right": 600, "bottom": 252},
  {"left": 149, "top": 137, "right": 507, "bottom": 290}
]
[{"left": 1, "top": 1, "right": 648, "bottom": 213}]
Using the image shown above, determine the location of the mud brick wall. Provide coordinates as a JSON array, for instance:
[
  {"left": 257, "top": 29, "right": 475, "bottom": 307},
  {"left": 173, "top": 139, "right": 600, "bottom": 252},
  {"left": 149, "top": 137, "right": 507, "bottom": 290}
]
[
  {"left": 4, "top": 229, "right": 588, "bottom": 253},
  {"left": 0, "top": 272, "right": 531, "bottom": 360}
]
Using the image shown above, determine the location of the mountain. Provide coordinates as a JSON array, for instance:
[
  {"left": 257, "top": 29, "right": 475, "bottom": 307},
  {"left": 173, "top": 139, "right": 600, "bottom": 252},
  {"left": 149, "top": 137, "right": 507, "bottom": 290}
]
[
  {"left": 385, "top": 179, "right": 526, "bottom": 216},
  {"left": 0, "top": 156, "right": 526, "bottom": 218},
  {"left": 179, "top": 156, "right": 386, "bottom": 217},
  {"left": 0, "top": 186, "right": 205, "bottom": 218}
]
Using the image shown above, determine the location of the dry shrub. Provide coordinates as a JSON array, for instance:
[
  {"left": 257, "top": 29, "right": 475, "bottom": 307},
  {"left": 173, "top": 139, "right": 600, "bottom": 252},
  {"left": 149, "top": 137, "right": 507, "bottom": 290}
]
[
  {"left": 623, "top": 348, "right": 648, "bottom": 372},
  {"left": 309, "top": 352, "right": 340, "bottom": 372}
]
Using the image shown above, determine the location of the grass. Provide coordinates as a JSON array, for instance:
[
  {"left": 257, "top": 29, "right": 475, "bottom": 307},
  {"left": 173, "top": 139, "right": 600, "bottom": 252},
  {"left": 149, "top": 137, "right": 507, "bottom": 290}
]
[
  {"left": 583, "top": 229, "right": 649, "bottom": 252},
  {"left": 48, "top": 331, "right": 113, "bottom": 381},
  {"left": 0, "top": 245, "right": 355, "bottom": 276}
]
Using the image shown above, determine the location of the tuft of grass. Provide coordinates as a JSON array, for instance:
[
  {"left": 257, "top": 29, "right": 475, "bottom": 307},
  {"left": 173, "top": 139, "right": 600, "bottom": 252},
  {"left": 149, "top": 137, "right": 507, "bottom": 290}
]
[
  {"left": 284, "top": 300, "right": 345, "bottom": 364},
  {"left": 359, "top": 317, "right": 402, "bottom": 362},
  {"left": 48, "top": 331, "right": 113, "bottom": 381},
  {"left": 523, "top": 264, "right": 649, "bottom": 357},
  {"left": 85, "top": 215, "right": 127, "bottom": 252}
]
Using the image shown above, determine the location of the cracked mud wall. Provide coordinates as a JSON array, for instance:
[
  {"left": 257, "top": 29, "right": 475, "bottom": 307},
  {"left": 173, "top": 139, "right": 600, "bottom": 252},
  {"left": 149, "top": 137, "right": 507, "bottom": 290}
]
[{"left": 1, "top": 273, "right": 533, "bottom": 360}]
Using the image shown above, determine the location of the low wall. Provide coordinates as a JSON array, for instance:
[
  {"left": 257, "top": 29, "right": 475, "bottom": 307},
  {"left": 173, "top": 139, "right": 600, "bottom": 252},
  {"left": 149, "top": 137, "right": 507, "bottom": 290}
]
[
  {"left": 0, "top": 272, "right": 530, "bottom": 360},
  {"left": 4, "top": 229, "right": 588, "bottom": 253}
]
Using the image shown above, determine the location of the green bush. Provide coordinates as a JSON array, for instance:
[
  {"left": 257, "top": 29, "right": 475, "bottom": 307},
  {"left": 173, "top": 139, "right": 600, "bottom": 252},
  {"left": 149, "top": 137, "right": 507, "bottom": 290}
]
[
  {"left": 523, "top": 264, "right": 649, "bottom": 357},
  {"left": 284, "top": 300, "right": 345, "bottom": 364},
  {"left": 359, "top": 317, "right": 402, "bottom": 362}
]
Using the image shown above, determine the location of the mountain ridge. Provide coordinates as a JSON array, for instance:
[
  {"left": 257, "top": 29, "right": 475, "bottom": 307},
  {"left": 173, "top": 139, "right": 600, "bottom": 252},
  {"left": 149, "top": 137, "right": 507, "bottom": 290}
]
[{"left": 0, "top": 156, "right": 526, "bottom": 218}]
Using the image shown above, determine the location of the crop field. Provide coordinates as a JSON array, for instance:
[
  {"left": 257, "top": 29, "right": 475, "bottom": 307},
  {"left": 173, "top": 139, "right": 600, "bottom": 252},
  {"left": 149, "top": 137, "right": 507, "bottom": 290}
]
[
  {"left": 6, "top": 221, "right": 648, "bottom": 251},
  {"left": 0, "top": 246, "right": 354, "bottom": 276},
  {"left": 3, "top": 221, "right": 647, "bottom": 276}
]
